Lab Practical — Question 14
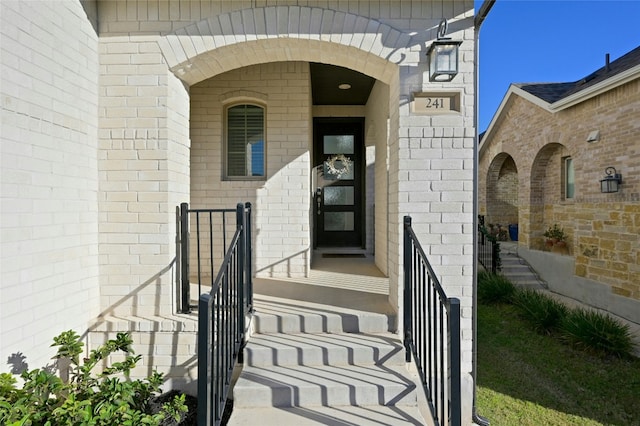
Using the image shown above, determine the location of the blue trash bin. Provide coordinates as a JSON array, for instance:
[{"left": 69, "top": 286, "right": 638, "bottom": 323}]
[{"left": 508, "top": 224, "right": 518, "bottom": 241}]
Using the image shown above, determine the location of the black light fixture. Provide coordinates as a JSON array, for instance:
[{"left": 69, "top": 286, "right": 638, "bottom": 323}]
[
  {"left": 426, "top": 19, "right": 463, "bottom": 82},
  {"left": 600, "top": 167, "right": 622, "bottom": 193}
]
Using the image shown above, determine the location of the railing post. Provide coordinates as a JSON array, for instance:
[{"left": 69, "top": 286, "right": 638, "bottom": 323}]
[
  {"left": 236, "top": 203, "right": 245, "bottom": 359},
  {"left": 403, "top": 213, "right": 463, "bottom": 426},
  {"left": 197, "top": 293, "right": 211, "bottom": 426},
  {"left": 491, "top": 239, "right": 498, "bottom": 274},
  {"left": 180, "top": 202, "right": 190, "bottom": 314},
  {"left": 403, "top": 215, "right": 413, "bottom": 363},
  {"left": 245, "top": 202, "right": 253, "bottom": 312},
  {"left": 449, "top": 298, "right": 462, "bottom": 426}
]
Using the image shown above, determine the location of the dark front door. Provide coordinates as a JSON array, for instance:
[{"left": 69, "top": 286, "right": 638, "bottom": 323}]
[{"left": 314, "top": 118, "right": 364, "bottom": 248}]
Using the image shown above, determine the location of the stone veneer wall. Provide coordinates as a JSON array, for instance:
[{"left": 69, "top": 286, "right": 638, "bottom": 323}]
[{"left": 480, "top": 78, "right": 640, "bottom": 307}]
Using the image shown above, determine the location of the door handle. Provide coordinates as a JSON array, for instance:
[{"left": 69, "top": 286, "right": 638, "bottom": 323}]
[{"left": 316, "top": 187, "right": 322, "bottom": 214}]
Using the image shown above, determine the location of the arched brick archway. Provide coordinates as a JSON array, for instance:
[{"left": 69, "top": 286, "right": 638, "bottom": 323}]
[
  {"left": 529, "top": 142, "right": 565, "bottom": 249},
  {"left": 486, "top": 153, "right": 518, "bottom": 235},
  {"left": 157, "top": 6, "right": 407, "bottom": 87},
  {"left": 156, "top": 5, "right": 413, "bottom": 284}
]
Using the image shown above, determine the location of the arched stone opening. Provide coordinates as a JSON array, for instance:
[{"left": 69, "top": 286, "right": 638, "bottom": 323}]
[
  {"left": 486, "top": 153, "right": 518, "bottom": 239},
  {"left": 529, "top": 142, "right": 565, "bottom": 250}
]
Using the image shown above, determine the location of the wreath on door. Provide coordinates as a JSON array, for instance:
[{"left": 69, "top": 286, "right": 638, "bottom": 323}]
[{"left": 325, "top": 154, "right": 353, "bottom": 178}]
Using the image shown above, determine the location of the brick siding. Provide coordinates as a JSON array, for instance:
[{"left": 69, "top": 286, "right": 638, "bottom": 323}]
[
  {"left": 480, "top": 79, "right": 640, "bottom": 300},
  {"left": 3, "top": 2, "right": 477, "bottom": 419},
  {"left": 0, "top": 0, "right": 101, "bottom": 370}
]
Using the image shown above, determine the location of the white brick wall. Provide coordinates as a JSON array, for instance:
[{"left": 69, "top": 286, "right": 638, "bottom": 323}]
[
  {"left": 365, "top": 80, "right": 391, "bottom": 274},
  {"left": 190, "top": 62, "right": 312, "bottom": 278},
  {"left": 0, "top": 0, "right": 100, "bottom": 372},
  {"left": 3, "top": 1, "right": 476, "bottom": 419},
  {"left": 98, "top": 33, "right": 190, "bottom": 317}
]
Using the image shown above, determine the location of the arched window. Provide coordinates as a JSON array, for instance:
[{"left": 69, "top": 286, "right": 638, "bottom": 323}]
[{"left": 225, "top": 104, "right": 265, "bottom": 179}]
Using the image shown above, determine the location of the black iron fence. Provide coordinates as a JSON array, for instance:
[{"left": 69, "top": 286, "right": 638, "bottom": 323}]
[
  {"left": 403, "top": 216, "right": 461, "bottom": 426},
  {"left": 477, "top": 215, "right": 500, "bottom": 273},
  {"left": 179, "top": 203, "right": 253, "bottom": 313},
  {"left": 178, "top": 202, "right": 252, "bottom": 426}
]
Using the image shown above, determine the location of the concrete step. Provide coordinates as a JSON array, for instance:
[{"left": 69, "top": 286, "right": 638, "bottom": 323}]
[
  {"left": 500, "top": 259, "right": 528, "bottom": 268},
  {"left": 245, "top": 332, "right": 404, "bottom": 367},
  {"left": 501, "top": 268, "right": 534, "bottom": 278},
  {"left": 499, "top": 254, "right": 547, "bottom": 290},
  {"left": 227, "top": 405, "right": 425, "bottom": 425},
  {"left": 233, "top": 363, "right": 417, "bottom": 408},
  {"left": 230, "top": 283, "right": 423, "bottom": 424},
  {"left": 501, "top": 270, "right": 536, "bottom": 279},
  {"left": 507, "top": 276, "right": 543, "bottom": 286},
  {"left": 252, "top": 304, "right": 394, "bottom": 334}
]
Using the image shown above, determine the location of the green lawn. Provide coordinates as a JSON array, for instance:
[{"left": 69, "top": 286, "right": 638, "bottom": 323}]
[{"left": 476, "top": 303, "right": 640, "bottom": 426}]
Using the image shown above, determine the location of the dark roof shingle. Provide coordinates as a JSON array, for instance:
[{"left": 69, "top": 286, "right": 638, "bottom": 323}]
[{"left": 516, "top": 45, "right": 640, "bottom": 103}]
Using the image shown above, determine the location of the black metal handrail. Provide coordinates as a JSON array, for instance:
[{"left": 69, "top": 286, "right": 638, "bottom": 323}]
[
  {"left": 179, "top": 203, "right": 253, "bottom": 313},
  {"left": 403, "top": 216, "right": 461, "bottom": 426},
  {"left": 477, "top": 217, "right": 500, "bottom": 273},
  {"left": 196, "top": 203, "right": 252, "bottom": 426}
]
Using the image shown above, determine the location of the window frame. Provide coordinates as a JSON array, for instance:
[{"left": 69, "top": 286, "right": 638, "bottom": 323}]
[
  {"left": 563, "top": 156, "right": 575, "bottom": 200},
  {"left": 223, "top": 102, "right": 266, "bottom": 181}
]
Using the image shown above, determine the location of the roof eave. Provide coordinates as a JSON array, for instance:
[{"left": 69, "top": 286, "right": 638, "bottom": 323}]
[
  {"left": 479, "top": 84, "right": 551, "bottom": 156},
  {"left": 549, "top": 64, "right": 640, "bottom": 111},
  {"left": 481, "top": 64, "right": 640, "bottom": 156}
]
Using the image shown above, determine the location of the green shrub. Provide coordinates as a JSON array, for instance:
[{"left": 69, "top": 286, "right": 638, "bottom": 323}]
[
  {"left": 0, "top": 330, "right": 188, "bottom": 426},
  {"left": 477, "top": 270, "right": 493, "bottom": 285},
  {"left": 478, "top": 272, "right": 516, "bottom": 304},
  {"left": 512, "top": 289, "right": 568, "bottom": 334},
  {"left": 560, "top": 308, "right": 635, "bottom": 358}
]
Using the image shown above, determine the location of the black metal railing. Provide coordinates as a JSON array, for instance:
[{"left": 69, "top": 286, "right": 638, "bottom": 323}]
[
  {"left": 403, "top": 216, "right": 461, "bottom": 426},
  {"left": 179, "top": 202, "right": 253, "bottom": 313},
  {"left": 477, "top": 215, "right": 500, "bottom": 273},
  {"left": 194, "top": 203, "right": 253, "bottom": 426}
]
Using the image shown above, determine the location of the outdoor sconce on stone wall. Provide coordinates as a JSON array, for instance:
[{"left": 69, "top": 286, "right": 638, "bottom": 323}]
[
  {"left": 426, "top": 19, "right": 462, "bottom": 82},
  {"left": 600, "top": 167, "right": 622, "bottom": 193}
]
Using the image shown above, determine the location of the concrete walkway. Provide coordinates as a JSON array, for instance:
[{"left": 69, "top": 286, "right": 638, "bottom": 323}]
[{"left": 498, "top": 242, "right": 547, "bottom": 290}]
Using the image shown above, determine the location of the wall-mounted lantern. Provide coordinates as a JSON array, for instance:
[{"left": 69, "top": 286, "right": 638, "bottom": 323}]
[
  {"left": 600, "top": 167, "right": 622, "bottom": 193},
  {"left": 426, "top": 19, "right": 463, "bottom": 82}
]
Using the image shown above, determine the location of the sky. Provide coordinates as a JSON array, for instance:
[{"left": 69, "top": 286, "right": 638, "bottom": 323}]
[{"left": 476, "top": 0, "right": 640, "bottom": 133}]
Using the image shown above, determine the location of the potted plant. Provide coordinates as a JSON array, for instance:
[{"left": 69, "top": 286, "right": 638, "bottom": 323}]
[
  {"left": 543, "top": 224, "right": 568, "bottom": 253},
  {"left": 488, "top": 223, "right": 508, "bottom": 241}
]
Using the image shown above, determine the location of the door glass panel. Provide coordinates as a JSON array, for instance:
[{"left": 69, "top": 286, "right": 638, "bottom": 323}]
[
  {"left": 323, "top": 135, "right": 354, "bottom": 154},
  {"left": 324, "top": 186, "right": 354, "bottom": 205},
  {"left": 324, "top": 212, "right": 354, "bottom": 231},
  {"left": 323, "top": 158, "right": 354, "bottom": 180}
]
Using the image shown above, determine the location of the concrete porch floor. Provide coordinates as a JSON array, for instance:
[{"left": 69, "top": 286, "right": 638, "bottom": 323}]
[{"left": 254, "top": 252, "right": 392, "bottom": 312}]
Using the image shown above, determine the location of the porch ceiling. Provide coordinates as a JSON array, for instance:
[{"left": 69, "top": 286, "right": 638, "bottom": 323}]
[{"left": 310, "top": 62, "right": 376, "bottom": 105}]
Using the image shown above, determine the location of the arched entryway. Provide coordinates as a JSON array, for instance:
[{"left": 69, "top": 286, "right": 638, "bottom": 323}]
[
  {"left": 160, "top": 8, "right": 403, "bottom": 292},
  {"left": 529, "top": 142, "right": 568, "bottom": 250},
  {"left": 187, "top": 60, "right": 392, "bottom": 278},
  {"left": 486, "top": 153, "right": 519, "bottom": 240}
]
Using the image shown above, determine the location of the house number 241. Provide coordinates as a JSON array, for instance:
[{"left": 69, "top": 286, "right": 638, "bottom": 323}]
[{"left": 425, "top": 97, "right": 446, "bottom": 109}]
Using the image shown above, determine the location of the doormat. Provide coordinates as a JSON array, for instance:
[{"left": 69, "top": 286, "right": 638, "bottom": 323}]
[{"left": 322, "top": 253, "right": 366, "bottom": 258}]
